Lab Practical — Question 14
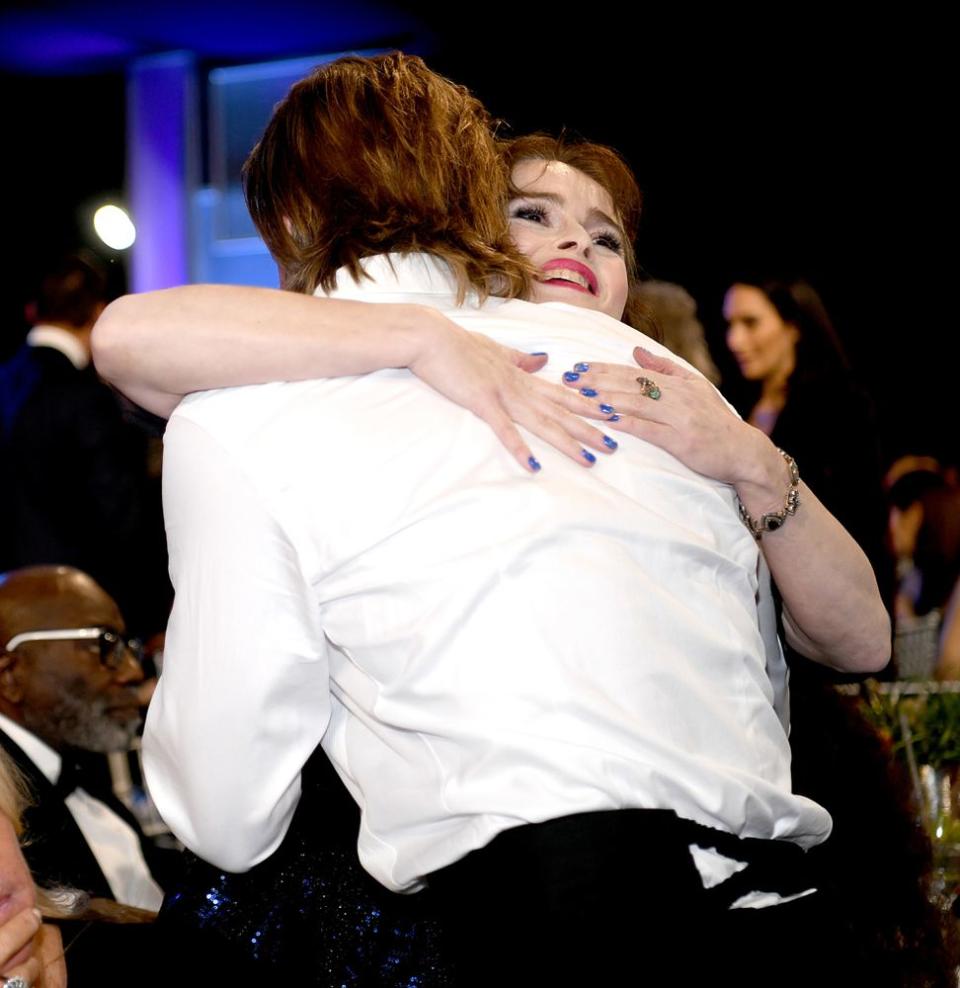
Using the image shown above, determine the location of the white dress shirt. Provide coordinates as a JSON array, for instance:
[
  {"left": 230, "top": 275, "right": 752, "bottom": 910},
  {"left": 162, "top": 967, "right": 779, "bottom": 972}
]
[
  {"left": 145, "top": 253, "right": 830, "bottom": 892},
  {"left": 0, "top": 714, "right": 163, "bottom": 910}
]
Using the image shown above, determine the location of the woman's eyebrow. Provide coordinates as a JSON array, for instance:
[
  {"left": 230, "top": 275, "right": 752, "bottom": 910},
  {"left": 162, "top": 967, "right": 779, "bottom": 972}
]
[{"left": 588, "top": 207, "right": 625, "bottom": 234}]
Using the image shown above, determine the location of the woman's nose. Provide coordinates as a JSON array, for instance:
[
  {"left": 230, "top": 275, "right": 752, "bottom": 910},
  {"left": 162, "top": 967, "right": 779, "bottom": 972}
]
[{"left": 555, "top": 229, "right": 590, "bottom": 254}]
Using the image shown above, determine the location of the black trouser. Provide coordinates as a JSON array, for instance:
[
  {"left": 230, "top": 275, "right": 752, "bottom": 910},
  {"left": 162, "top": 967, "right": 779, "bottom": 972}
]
[{"left": 428, "top": 809, "right": 855, "bottom": 986}]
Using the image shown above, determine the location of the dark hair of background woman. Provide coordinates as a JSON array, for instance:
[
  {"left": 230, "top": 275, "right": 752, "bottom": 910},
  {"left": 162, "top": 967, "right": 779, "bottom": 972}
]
[
  {"left": 723, "top": 273, "right": 851, "bottom": 412},
  {"left": 723, "top": 272, "right": 890, "bottom": 601}
]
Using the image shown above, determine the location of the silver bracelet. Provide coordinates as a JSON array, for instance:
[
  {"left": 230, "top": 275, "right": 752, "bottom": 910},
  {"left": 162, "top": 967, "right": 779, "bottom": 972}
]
[{"left": 737, "top": 449, "right": 800, "bottom": 540}]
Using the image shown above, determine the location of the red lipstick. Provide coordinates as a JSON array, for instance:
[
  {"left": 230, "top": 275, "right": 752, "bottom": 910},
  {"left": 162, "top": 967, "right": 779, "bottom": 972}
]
[{"left": 539, "top": 259, "right": 598, "bottom": 295}]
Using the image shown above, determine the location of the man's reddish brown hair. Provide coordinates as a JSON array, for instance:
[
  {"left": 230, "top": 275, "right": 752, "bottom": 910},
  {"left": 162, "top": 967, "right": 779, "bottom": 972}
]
[{"left": 243, "top": 52, "right": 532, "bottom": 301}]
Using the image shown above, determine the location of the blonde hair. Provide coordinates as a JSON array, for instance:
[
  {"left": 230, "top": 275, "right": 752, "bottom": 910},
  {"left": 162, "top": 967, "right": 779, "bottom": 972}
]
[
  {"left": 243, "top": 52, "right": 533, "bottom": 302},
  {"left": 1, "top": 748, "right": 87, "bottom": 918},
  {"left": 0, "top": 748, "right": 28, "bottom": 830}
]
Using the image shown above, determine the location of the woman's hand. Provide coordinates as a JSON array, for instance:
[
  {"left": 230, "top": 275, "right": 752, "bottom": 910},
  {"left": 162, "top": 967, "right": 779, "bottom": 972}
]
[
  {"left": 35, "top": 923, "right": 67, "bottom": 988},
  {"left": 560, "top": 345, "right": 772, "bottom": 487},
  {"left": 0, "top": 905, "right": 41, "bottom": 984},
  {"left": 562, "top": 344, "right": 890, "bottom": 673},
  {"left": 407, "top": 317, "right": 623, "bottom": 472}
]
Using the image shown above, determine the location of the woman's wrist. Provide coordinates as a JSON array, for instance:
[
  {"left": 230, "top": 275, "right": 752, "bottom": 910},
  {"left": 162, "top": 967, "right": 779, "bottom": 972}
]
[
  {"left": 734, "top": 435, "right": 797, "bottom": 519},
  {"left": 387, "top": 303, "right": 453, "bottom": 370}
]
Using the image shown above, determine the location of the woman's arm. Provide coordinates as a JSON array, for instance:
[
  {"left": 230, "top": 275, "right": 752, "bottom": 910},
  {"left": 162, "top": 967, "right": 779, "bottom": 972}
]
[
  {"left": 562, "top": 345, "right": 891, "bottom": 674},
  {"left": 92, "top": 285, "right": 618, "bottom": 472}
]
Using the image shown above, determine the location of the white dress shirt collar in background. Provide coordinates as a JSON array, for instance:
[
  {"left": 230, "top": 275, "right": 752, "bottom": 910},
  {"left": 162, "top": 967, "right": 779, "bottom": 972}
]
[{"left": 26, "top": 324, "right": 90, "bottom": 370}]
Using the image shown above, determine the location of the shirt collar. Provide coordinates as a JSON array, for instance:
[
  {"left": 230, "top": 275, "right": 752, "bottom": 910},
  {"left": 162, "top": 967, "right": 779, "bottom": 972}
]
[
  {"left": 0, "top": 711, "right": 62, "bottom": 785},
  {"left": 26, "top": 325, "right": 90, "bottom": 370},
  {"left": 317, "top": 253, "right": 480, "bottom": 306}
]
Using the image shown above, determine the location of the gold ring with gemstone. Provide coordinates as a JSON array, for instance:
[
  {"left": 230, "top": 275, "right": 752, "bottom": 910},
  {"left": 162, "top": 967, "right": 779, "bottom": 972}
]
[{"left": 636, "top": 376, "right": 662, "bottom": 400}]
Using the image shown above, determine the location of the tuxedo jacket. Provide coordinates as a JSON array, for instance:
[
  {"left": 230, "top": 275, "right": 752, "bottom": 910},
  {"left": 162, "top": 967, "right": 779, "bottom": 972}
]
[
  {"left": 0, "top": 343, "right": 170, "bottom": 635},
  {"left": 0, "top": 727, "right": 115, "bottom": 897}
]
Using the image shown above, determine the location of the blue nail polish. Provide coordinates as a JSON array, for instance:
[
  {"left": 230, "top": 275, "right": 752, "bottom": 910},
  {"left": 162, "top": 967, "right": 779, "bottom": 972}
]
[
  {"left": 563, "top": 371, "right": 580, "bottom": 383},
  {"left": 579, "top": 387, "right": 598, "bottom": 397},
  {"left": 529, "top": 351, "right": 548, "bottom": 357},
  {"left": 603, "top": 435, "right": 618, "bottom": 450},
  {"left": 574, "top": 362, "right": 590, "bottom": 373},
  {"left": 581, "top": 449, "right": 597, "bottom": 464},
  {"left": 607, "top": 413, "right": 621, "bottom": 422},
  {"left": 599, "top": 403, "right": 615, "bottom": 414},
  {"left": 528, "top": 456, "right": 542, "bottom": 472}
]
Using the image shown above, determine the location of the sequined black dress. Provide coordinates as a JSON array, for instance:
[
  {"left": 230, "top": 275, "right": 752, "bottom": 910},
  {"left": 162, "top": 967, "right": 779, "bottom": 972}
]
[{"left": 158, "top": 745, "right": 452, "bottom": 986}]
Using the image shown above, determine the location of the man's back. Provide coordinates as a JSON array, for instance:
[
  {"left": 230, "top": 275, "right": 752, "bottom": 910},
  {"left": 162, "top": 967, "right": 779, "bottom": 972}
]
[
  {"left": 3, "top": 345, "right": 132, "bottom": 562},
  {"left": 146, "top": 254, "right": 829, "bottom": 892}
]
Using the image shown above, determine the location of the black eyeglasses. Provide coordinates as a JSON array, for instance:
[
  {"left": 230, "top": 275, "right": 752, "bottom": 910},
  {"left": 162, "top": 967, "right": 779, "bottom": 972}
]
[{"left": 4, "top": 627, "right": 143, "bottom": 670}]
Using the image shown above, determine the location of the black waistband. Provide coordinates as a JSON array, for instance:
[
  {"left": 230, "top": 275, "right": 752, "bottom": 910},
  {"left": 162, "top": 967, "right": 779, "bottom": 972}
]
[{"left": 428, "top": 808, "right": 816, "bottom": 907}]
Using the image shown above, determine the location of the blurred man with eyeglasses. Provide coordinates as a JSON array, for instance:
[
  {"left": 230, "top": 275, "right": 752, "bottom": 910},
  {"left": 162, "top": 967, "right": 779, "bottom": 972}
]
[{"left": 0, "top": 565, "right": 166, "bottom": 909}]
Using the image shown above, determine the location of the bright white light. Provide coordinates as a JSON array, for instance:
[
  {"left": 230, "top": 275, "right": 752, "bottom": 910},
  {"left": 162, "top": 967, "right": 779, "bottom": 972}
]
[{"left": 93, "top": 204, "right": 136, "bottom": 250}]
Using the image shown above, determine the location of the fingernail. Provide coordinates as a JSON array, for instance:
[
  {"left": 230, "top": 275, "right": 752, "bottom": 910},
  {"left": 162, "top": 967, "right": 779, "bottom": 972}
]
[
  {"left": 529, "top": 351, "right": 548, "bottom": 357},
  {"left": 579, "top": 387, "right": 598, "bottom": 397},
  {"left": 581, "top": 449, "right": 596, "bottom": 464},
  {"left": 528, "top": 456, "right": 542, "bottom": 472},
  {"left": 574, "top": 362, "right": 590, "bottom": 372},
  {"left": 563, "top": 371, "right": 580, "bottom": 382},
  {"left": 32, "top": 906, "right": 42, "bottom": 921},
  {"left": 606, "top": 413, "right": 621, "bottom": 422},
  {"left": 599, "top": 403, "right": 615, "bottom": 414},
  {"left": 603, "top": 435, "right": 618, "bottom": 450}
]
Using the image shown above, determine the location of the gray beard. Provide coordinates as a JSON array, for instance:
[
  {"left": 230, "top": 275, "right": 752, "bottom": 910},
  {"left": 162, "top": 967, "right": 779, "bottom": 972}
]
[{"left": 26, "top": 694, "right": 141, "bottom": 754}]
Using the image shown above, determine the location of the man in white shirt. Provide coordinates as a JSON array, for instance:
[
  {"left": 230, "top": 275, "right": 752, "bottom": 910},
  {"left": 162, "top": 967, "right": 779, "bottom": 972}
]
[
  {"left": 141, "top": 53, "right": 887, "bottom": 984},
  {"left": 0, "top": 565, "right": 165, "bottom": 910}
]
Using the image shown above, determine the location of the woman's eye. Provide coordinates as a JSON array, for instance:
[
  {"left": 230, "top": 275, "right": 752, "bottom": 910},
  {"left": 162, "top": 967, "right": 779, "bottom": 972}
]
[
  {"left": 511, "top": 204, "right": 548, "bottom": 224},
  {"left": 594, "top": 231, "right": 623, "bottom": 253}
]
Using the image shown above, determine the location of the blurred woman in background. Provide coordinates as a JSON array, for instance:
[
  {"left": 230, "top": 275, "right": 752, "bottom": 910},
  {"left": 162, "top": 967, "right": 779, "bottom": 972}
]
[{"left": 723, "top": 275, "right": 889, "bottom": 597}]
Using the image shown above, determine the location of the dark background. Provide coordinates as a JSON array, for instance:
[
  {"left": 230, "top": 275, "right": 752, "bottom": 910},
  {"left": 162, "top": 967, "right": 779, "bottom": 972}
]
[{"left": 1, "top": 5, "right": 951, "bottom": 465}]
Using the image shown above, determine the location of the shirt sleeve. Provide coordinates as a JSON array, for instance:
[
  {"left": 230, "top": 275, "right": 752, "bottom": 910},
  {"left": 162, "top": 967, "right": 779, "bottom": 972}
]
[
  {"left": 143, "top": 414, "right": 330, "bottom": 872},
  {"left": 757, "top": 554, "right": 789, "bottom": 735}
]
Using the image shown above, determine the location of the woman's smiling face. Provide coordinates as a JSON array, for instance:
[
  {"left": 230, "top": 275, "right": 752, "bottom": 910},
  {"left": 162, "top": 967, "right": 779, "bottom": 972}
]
[
  {"left": 723, "top": 284, "right": 799, "bottom": 385},
  {"left": 508, "top": 159, "right": 629, "bottom": 320}
]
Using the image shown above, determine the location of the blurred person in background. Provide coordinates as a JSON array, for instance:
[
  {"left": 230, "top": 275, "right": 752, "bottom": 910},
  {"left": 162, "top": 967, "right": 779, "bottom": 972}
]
[
  {"left": 0, "top": 565, "right": 170, "bottom": 911},
  {"left": 723, "top": 275, "right": 888, "bottom": 598},
  {"left": 2, "top": 728, "right": 251, "bottom": 987},
  {"left": 885, "top": 462, "right": 955, "bottom": 677},
  {"left": 0, "top": 253, "right": 171, "bottom": 640},
  {"left": 635, "top": 279, "right": 720, "bottom": 385},
  {"left": 0, "top": 749, "right": 67, "bottom": 988},
  {"left": 887, "top": 472, "right": 960, "bottom": 680}
]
